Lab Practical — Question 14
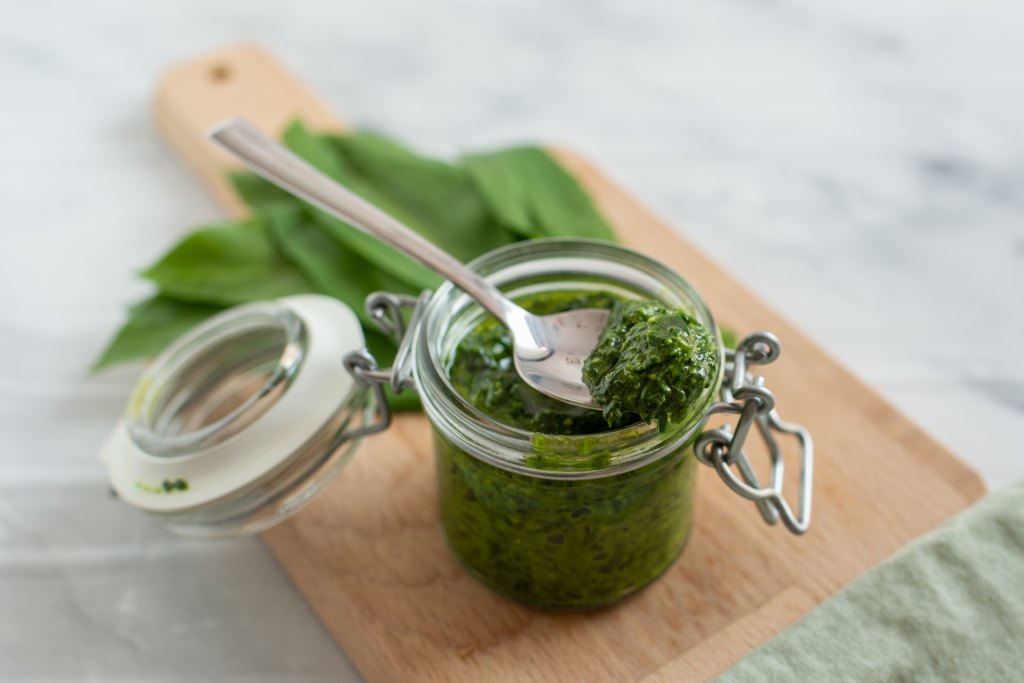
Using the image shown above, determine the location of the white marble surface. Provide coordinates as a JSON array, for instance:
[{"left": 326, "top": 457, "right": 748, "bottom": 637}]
[{"left": 2, "top": 0, "right": 1021, "bottom": 680}]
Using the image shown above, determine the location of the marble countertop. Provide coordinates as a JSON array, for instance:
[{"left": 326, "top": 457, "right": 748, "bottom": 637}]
[{"left": 2, "top": 0, "right": 1021, "bottom": 680}]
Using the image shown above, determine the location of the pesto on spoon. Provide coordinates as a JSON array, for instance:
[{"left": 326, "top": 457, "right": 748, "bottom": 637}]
[
  {"left": 583, "top": 299, "right": 718, "bottom": 431},
  {"left": 451, "top": 292, "right": 719, "bottom": 435}
]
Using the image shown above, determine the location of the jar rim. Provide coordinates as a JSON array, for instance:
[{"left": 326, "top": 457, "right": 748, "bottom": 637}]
[{"left": 413, "top": 238, "right": 724, "bottom": 480}]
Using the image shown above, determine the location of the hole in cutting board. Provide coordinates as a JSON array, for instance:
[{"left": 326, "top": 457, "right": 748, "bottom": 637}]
[{"left": 209, "top": 63, "right": 232, "bottom": 83}]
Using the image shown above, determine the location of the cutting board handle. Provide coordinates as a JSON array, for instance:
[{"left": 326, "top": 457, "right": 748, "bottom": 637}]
[{"left": 154, "top": 43, "right": 345, "bottom": 216}]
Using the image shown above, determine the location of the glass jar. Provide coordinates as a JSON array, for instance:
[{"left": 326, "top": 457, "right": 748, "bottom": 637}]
[
  {"left": 102, "top": 238, "right": 812, "bottom": 609},
  {"left": 414, "top": 240, "right": 720, "bottom": 607}
]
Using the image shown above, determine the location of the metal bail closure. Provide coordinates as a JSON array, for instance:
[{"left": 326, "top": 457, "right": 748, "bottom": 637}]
[
  {"left": 695, "top": 332, "right": 814, "bottom": 535},
  {"left": 100, "top": 294, "right": 392, "bottom": 538}
]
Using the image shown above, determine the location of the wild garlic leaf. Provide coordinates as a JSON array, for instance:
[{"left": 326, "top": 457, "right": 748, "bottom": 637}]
[
  {"left": 264, "top": 205, "right": 415, "bottom": 327},
  {"left": 92, "top": 296, "right": 223, "bottom": 370},
  {"left": 463, "top": 146, "right": 615, "bottom": 241},
  {"left": 229, "top": 171, "right": 293, "bottom": 211},
  {"left": 381, "top": 383, "right": 421, "bottom": 412},
  {"left": 282, "top": 121, "right": 442, "bottom": 291},
  {"left": 332, "top": 133, "right": 517, "bottom": 261},
  {"left": 460, "top": 150, "right": 536, "bottom": 238},
  {"left": 363, "top": 327, "right": 421, "bottom": 413},
  {"left": 720, "top": 326, "right": 738, "bottom": 350},
  {"left": 141, "top": 215, "right": 315, "bottom": 306}
]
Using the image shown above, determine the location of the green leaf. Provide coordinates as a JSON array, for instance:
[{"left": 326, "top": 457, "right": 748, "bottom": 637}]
[
  {"left": 264, "top": 205, "right": 416, "bottom": 327},
  {"left": 383, "top": 386, "right": 421, "bottom": 412},
  {"left": 92, "top": 296, "right": 223, "bottom": 370},
  {"left": 282, "top": 121, "right": 442, "bottom": 291},
  {"left": 720, "top": 326, "right": 739, "bottom": 350},
  {"left": 141, "top": 216, "right": 315, "bottom": 306},
  {"left": 461, "top": 150, "right": 537, "bottom": 238},
  {"left": 229, "top": 171, "right": 293, "bottom": 211},
  {"left": 331, "top": 133, "right": 517, "bottom": 262},
  {"left": 363, "top": 327, "right": 422, "bottom": 412},
  {"left": 463, "top": 146, "right": 616, "bottom": 241}
]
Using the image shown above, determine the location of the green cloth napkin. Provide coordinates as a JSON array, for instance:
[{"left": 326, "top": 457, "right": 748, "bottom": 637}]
[{"left": 717, "top": 479, "right": 1024, "bottom": 683}]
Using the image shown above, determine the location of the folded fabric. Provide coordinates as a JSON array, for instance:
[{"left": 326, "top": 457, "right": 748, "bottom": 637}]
[{"left": 717, "top": 479, "right": 1024, "bottom": 682}]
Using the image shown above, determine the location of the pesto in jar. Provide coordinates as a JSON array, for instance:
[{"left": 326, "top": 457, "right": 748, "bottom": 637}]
[{"left": 440, "top": 290, "right": 718, "bottom": 608}]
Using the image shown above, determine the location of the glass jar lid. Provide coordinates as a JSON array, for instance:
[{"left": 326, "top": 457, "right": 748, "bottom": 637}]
[{"left": 101, "top": 294, "right": 370, "bottom": 535}]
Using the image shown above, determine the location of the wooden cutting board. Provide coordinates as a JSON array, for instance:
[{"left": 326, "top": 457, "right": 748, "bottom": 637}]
[{"left": 154, "top": 44, "right": 986, "bottom": 682}]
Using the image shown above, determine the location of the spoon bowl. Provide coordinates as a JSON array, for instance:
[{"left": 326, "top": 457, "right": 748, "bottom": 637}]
[{"left": 513, "top": 308, "right": 609, "bottom": 408}]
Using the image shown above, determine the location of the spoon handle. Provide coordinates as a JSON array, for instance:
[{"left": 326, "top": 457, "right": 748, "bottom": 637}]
[{"left": 209, "top": 118, "right": 529, "bottom": 338}]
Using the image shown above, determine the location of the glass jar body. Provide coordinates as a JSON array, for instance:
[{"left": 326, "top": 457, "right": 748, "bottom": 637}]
[
  {"left": 414, "top": 239, "right": 722, "bottom": 609},
  {"left": 436, "top": 429, "right": 697, "bottom": 608}
]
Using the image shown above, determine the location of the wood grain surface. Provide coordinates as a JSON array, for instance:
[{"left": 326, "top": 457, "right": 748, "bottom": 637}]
[{"left": 154, "top": 44, "right": 986, "bottom": 682}]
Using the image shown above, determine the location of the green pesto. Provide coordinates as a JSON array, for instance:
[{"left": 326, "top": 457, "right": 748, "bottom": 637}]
[
  {"left": 440, "top": 290, "right": 715, "bottom": 608},
  {"left": 583, "top": 299, "right": 719, "bottom": 431},
  {"left": 436, "top": 430, "right": 696, "bottom": 608},
  {"left": 135, "top": 478, "right": 189, "bottom": 494},
  {"left": 448, "top": 290, "right": 639, "bottom": 436}
]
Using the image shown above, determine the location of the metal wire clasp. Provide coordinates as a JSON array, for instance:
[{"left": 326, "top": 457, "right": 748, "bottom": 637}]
[
  {"left": 338, "top": 290, "right": 432, "bottom": 443},
  {"left": 695, "top": 333, "right": 814, "bottom": 535}
]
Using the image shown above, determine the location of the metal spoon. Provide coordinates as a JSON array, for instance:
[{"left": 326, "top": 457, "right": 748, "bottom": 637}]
[{"left": 209, "top": 117, "right": 608, "bottom": 409}]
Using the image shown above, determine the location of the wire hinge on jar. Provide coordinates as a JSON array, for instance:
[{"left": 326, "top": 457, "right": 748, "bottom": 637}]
[
  {"left": 695, "top": 332, "right": 814, "bottom": 535},
  {"left": 338, "top": 291, "right": 433, "bottom": 441}
]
